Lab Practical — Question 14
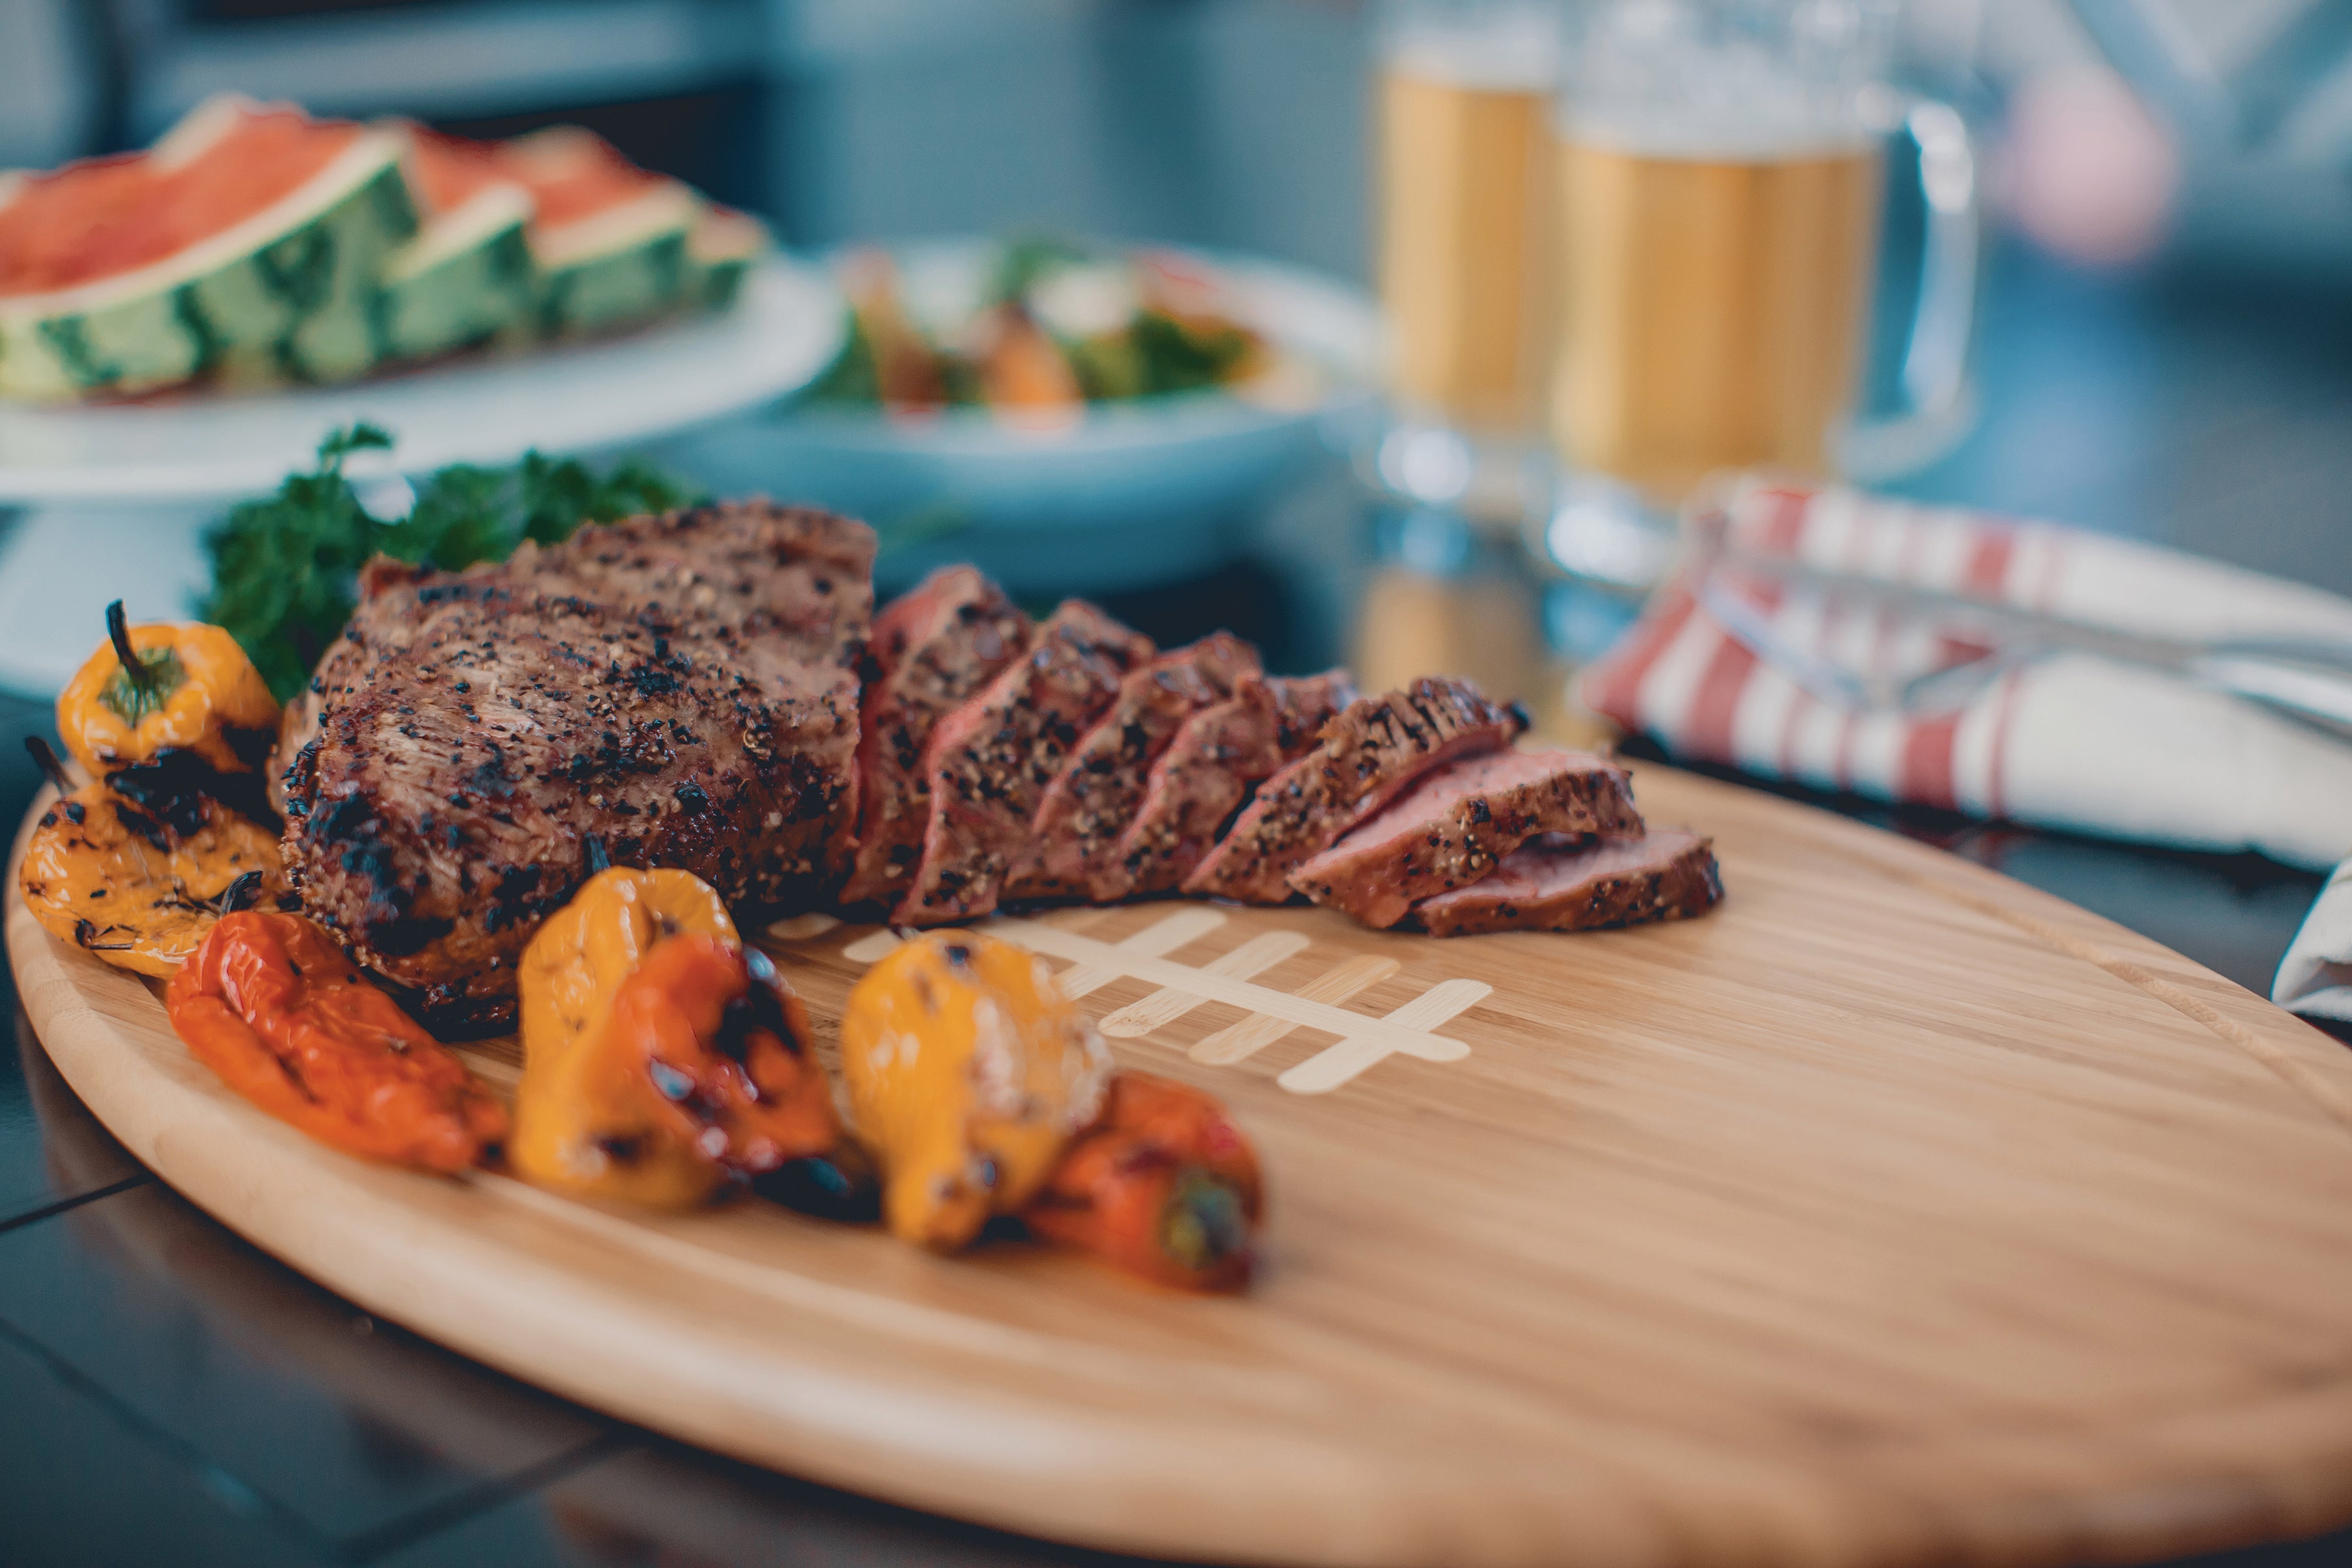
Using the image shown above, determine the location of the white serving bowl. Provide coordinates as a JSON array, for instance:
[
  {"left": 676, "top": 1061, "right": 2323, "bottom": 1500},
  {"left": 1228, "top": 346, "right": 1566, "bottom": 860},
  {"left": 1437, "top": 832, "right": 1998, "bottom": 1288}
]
[{"left": 671, "top": 240, "right": 1384, "bottom": 596}]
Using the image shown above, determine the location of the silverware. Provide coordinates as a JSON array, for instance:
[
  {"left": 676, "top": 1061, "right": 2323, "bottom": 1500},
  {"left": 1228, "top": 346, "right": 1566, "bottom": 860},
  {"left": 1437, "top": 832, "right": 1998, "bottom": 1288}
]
[
  {"left": 1525, "top": 478, "right": 2352, "bottom": 739},
  {"left": 1693, "top": 551, "right": 2352, "bottom": 739}
]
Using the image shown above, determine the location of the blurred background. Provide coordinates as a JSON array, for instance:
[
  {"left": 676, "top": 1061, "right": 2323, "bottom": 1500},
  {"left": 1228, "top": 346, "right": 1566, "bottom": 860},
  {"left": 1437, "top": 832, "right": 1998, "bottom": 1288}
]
[{"left": 7, "top": 0, "right": 2352, "bottom": 663}]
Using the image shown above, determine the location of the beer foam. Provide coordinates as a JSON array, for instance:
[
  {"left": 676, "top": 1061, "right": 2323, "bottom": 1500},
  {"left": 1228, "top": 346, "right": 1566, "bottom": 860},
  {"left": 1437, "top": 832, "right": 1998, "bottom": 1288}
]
[
  {"left": 1381, "top": 12, "right": 1560, "bottom": 93},
  {"left": 1557, "top": 8, "right": 1891, "bottom": 162},
  {"left": 1559, "top": 99, "right": 1879, "bottom": 162}
]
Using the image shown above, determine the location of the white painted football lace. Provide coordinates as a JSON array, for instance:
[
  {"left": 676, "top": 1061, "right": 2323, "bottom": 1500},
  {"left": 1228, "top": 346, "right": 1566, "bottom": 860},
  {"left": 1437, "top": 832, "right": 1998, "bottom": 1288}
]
[{"left": 832, "top": 909, "right": 1488, "bottom": 1094}]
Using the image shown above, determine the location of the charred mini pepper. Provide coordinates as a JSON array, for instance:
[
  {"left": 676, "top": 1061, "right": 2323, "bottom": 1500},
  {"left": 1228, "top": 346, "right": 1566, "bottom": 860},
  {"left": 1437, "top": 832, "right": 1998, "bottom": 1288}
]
[
  {"left": 57, "top": 602, "right": 279, "bottom": 777},
  {"left": 167, "top": 911, "right": 507, "bottom": 1173},
  {"left": 515, "top": 865, "right": 739, "bottom": 1070},
  {"left": 1024, "top": 1071, "right": 1263, "bottom": 1292},
  {"left": 839, "top": 931, "right": 1110, "bottom": 1252},
  {"left": 19, "top": 738, "right": 287, "bottom": 977},
  {"left": 510, "top": 933, "right": 836, "bottom": 1205}
]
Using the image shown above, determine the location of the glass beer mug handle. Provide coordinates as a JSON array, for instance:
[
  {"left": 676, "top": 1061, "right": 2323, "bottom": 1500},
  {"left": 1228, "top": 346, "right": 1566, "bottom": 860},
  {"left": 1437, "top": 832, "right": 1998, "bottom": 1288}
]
[{"left": 1838, "top": 97, "right": 1982, "bottom": 482}]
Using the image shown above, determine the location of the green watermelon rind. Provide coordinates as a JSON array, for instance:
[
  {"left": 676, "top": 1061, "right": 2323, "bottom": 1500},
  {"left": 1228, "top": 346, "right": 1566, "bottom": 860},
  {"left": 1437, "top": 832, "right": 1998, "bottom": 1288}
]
[
  {"left": 0, "top": 109, "right": 418, "bottom": 402},
  {"left": 367, "top": 183, "right": 535, "bottom": 365},
  {"left": 511, "top": 183, "right": 700, "bottom": 344}
]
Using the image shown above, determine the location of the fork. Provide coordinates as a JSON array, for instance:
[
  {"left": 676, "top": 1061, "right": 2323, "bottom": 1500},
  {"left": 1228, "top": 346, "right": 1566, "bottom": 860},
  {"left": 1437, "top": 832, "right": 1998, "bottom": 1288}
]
[{"left": 1693, "top": 566, "right": 2352, "bottom": 738}]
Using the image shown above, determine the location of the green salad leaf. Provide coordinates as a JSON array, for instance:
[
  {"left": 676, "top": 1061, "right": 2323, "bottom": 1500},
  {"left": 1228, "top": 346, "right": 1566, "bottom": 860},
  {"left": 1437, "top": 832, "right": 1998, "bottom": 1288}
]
[{"left": 199, "top": 425, "right": 698, "bottom": 701}]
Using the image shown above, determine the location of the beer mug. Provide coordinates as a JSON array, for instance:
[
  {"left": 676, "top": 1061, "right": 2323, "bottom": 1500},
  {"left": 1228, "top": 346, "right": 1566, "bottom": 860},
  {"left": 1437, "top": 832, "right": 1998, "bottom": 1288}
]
[
  {"left": 1375, "top": 0, "right": 1561, "bottom": 448},
  {"left": 1550, "top": 0, "right": 1980, "bottom": 502}
]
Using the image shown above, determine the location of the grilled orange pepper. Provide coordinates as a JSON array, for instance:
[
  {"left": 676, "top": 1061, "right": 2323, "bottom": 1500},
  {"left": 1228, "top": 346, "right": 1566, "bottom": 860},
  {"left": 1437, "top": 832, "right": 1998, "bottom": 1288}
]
[
  {"left": 19, "top": 740, "right": 287, "bottom": 978},
  {"left": 840, "top": 931, "right": 1110, "bottom": 1251},
  {"left": 57, "top": 602, "right": 278, "bottom": 777},
  {"left": 1025, "top": 1071, "right": 1263, "bottom": 1292},
  {"left": 515, "top": 866, "right": 738, "bottom": 1070},
  {"left": 510, "top": 933, "right": 836, "bottom": 1205},
  {"left": 167, "top": 911, "right": 506, "bottom": 1173}
]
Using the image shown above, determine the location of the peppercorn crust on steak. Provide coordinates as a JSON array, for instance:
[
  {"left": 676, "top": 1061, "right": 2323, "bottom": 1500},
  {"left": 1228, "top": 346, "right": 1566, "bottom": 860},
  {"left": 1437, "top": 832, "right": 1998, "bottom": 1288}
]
[{"left": 278, "top": 501, "right": 874, "bottom": 1024}]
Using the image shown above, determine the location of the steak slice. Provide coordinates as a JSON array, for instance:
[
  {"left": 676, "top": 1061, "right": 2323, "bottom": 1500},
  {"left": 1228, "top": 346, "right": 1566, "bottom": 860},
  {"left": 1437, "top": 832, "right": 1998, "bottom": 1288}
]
[
  {"left": 1411, "top": 829, "right": 1722, "bottom": 937},
  {"left": 1289, "top": 748, "right": 1645, "bottom": 928},
  {"left": 840, "top": 566, "right": 1029, "bottom": 909},
  {"left": 1183, "top": 676, "right": 1525, "bottom": 904},
  {"left": 1002, "top": 632, "right": 1261, "bottom": 904},
  {"left": 283, "top": 502, "right": 874, "bottom": 1024},
  {"left": 1113, "top": 670, "right": 1354, "bottom": 898},
  {"left": 892, "top": 600, "right": 1152, "bottom": 926}
]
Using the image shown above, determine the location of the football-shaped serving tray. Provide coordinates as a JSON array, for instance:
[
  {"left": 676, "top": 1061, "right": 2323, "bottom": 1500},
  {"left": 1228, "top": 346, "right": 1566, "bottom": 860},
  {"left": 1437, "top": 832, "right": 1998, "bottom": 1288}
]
[{"left": 13, "top": 764, "right": 2352, "bottom": 1568}]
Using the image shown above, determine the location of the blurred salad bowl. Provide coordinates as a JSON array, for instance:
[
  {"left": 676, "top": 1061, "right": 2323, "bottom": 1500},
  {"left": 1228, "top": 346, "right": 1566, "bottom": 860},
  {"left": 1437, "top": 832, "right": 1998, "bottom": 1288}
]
[{"left": 674, "top": 238, "right": 1382, "bottom": 595}]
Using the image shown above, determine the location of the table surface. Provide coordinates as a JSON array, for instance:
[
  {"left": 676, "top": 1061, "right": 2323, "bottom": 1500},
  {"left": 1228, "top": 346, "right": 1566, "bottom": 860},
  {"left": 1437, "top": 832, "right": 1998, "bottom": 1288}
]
[{"left": 7, "top": 240, "right": 2352, "bottom": 1568}]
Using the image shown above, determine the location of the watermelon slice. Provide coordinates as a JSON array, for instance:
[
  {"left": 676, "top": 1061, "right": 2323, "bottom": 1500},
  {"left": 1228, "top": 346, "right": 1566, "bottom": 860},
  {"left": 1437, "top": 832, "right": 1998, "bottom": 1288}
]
[
  {"left": 0, "top": 95, "right": 416, "bottom": 400},
  {"left": 368, "top": 123, "right": 534, "bottom": 364},
  {"left": 488, "top": 127, "right": 698, "bottom": 340},
  {"left": 685, "top": 206, "right": 767, "bottom": 311}
]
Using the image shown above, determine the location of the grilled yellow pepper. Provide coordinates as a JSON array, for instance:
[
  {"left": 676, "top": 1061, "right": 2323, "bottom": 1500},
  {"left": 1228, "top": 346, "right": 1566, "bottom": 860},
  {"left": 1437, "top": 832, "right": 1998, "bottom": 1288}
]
[
  {"left": 18, "top": 742, "right": 286, "bottom": 977},
  {"left": 512, "top": 931, "right": 836, "bottom": 1207},
  {"left": 57, "top": 602, "right": 278, "bottom": 777},
  {"left": 840, "top": 931, "right": 1110, "bottom": 1250},
  {"left": 512, "top": 866, "right": 760, "bottom": 1204},
  {"left": 515, "top": 866, "right": 740, "bottom": 1069}
]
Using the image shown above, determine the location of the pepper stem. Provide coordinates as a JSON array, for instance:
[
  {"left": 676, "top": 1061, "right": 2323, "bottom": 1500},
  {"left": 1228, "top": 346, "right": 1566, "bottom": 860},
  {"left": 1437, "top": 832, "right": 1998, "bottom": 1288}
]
[
  {"left": 24, "top": 736, "right": 75, "bottom": 796},
  {"left": 1160, "top": 1168, "right": 1250, "bottom": 1279},
  {"left": 105, "top": 600, "right": 159, "bottom": 696}
]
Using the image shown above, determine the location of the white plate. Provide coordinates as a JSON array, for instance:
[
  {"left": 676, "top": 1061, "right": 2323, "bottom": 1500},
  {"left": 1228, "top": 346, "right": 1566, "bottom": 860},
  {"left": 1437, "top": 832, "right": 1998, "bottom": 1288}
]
[
  {"left": 675, "top": 242, "right": 1384, "bottom": 594},
  {"left": 0, "top": 257, "right": 845, "bottom": 505}
]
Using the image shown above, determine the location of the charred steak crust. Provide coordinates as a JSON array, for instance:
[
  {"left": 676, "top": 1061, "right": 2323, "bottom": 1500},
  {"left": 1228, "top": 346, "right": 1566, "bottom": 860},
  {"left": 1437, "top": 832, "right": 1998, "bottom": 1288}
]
[
  {"left": 1288, "top": 748, "right": 1644, "bottom": 928},
  {"left": 1183, "top": 676, "right": 1526, "bottom": 905},
  {"left": 841, "top": 567, "right": 1030, "bottom": 909},
  {"left": 282, "top": 501, "right": 875, "bottom": 1020},
  {"left": 892, "top": 600, "right": 1153, "bottom": 926},
  {"left": 1004, "top": 632, "right": 1260, "bottom": 904},
  {"left": 1411, "top": 829, "right": 1722, "bottom": 937},
  {"left": 1113, "top": 670, "right": 1354, "bottom": 898}
]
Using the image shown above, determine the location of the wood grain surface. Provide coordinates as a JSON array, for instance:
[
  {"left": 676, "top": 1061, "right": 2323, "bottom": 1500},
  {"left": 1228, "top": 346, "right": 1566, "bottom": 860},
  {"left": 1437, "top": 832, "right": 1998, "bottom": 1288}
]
[{"left": 13, "top": 764, "right": 2352, "bottom": 1568}]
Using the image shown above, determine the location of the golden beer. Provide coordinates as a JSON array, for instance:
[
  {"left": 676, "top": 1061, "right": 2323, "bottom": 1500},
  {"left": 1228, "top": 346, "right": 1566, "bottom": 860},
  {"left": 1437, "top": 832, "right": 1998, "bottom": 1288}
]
[
  {"left": 1550, "top": 131, "right": 1883, "bottom": 500},
  {"left": 1377, "top": 31, "right": 1556, "bottom": 436}
]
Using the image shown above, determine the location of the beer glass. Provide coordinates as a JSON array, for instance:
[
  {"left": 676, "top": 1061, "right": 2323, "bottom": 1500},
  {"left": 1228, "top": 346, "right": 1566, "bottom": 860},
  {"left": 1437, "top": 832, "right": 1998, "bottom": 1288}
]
[
  {"left": 1549, "top": 0, "right": 1980, "bottom": 502},
  {"left": 1375, "top": 0, "right": 1561, "bottom": 448}
]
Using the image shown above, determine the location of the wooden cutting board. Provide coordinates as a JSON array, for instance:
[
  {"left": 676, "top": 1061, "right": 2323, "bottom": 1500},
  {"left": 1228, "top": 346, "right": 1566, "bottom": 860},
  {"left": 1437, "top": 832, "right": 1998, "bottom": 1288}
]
[{"left": 14, "top": 764, "right": 2352, "bottom": 1568}]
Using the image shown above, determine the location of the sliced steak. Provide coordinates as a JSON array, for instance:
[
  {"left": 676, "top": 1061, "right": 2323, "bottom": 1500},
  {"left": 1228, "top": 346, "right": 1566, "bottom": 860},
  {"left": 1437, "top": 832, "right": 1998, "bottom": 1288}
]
[
  {"left": 1004, "top": 632, "right": 1260, "bottom": 904},
  {"left": 1113, "top": 670, "right": 1354, "bottom": 898},
  {"left": 1290, "top": 748, "right": 1644, "bottom": 928},
  {"left": 1183, "top": 676, "right": 1525, "bottom": 904},
  {"left": 1411, "top": 829, "right": 1722, "bottom": 937},
  {"left": 840, "top": 566, "right": 1029, "bottom": 909},
  {"left": 892, "top": 600, "right": 1152, "bottom": 926},
  {"left": 284, "top": 502, "right": 874, "bottom": 1024}
]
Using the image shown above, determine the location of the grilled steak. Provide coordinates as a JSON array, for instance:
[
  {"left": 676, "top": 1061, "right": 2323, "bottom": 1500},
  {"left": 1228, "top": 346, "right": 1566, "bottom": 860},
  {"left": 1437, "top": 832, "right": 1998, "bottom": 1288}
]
[
  {"left": 1290, "top": 749, "right": 1644, "bottom": 928},
  {"left": 892, "top": 600, "right": 1152, "bottom": 926},
  {"left": 1113, "top": 670, "right": 1354, "bottom": 898},
  {"left": 268, "top": 557, "right": 445, "bottom": 815},
  {"left": 282, "top": 502, "right": 874, "bottom": 1023},
  {"left": 1183, "top": 677, "right": 1525, "bottom": 904},
  {"left": 1411, "top": 829, "right": 1722, "bottom": 936},
  {"left": 840, "top": 566, "right": 1029, "bottom": 909},
  {"left": 1003, "top": 633, "right": 1260, "bottom": 904}
]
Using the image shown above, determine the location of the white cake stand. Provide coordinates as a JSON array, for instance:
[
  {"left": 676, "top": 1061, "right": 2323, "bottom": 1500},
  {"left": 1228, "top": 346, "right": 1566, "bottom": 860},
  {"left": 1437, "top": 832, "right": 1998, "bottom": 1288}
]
[{"left": 0, "top": 257, "right": 843, "bottom": 694}]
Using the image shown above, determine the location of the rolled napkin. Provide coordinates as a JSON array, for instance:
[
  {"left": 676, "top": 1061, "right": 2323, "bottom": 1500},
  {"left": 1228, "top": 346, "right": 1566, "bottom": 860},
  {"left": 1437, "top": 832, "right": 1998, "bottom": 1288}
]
[
  {"left": 1580, "top": 475, "right": 2352, "bottom": 872},
  {"left": 2277, "top": 872, "right": 2352, "bottom": 1021}
]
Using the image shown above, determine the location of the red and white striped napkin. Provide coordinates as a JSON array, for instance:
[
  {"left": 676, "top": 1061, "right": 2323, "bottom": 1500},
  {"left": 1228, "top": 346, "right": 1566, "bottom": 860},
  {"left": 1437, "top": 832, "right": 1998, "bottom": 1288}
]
[{"left": 1579, "top": 476, "right": 2352, "bottom": 874}]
